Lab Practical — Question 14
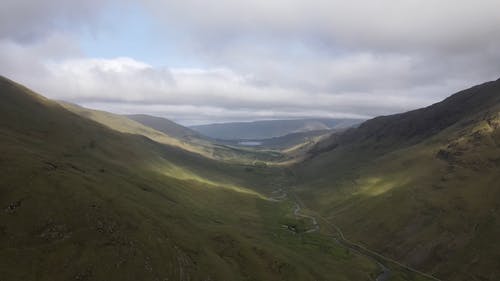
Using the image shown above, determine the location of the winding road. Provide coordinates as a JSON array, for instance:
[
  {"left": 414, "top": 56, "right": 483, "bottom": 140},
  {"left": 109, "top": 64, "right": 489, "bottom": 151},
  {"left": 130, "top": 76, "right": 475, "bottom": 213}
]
[
  {"left": 269, "top": 187, "right": 441, "bottom": 281},
  {"left": 293, "top": 202, "right": 320, "bottom": 233}
]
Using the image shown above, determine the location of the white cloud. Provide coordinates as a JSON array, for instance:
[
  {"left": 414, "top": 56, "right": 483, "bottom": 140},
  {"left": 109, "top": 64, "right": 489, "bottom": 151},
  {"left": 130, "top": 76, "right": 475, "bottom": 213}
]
[
  {"left": 144, "top": 0, "right": 500, "bottom": 53},
  {"left": 1, "top": 1, "right": 499, "bottom": 124},
  {"left": 2, "top": 55, "right": 456, "bottom": 124}
]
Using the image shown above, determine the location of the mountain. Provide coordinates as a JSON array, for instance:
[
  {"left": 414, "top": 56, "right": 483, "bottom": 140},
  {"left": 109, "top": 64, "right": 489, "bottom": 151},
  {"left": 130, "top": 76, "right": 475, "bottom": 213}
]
[
  {"left": 0, "top": 76, "right": 388, "bottom": 281},
  {"left": 59, "top": 102, "right": 208, "bottom": 155},
  {"left": 59, "top": 102, "right": 287, "bottom": 164},
  {"left": 127, "top": 114, "right": 204, "bottom": 140},
  {"left": 190, "top": 118, "right": 363, "bottom": 140},
  {"left": 294, "top": 78, "right": 500, "bottom": 280},
  {"left": 4, "top": 74, "right": 499, "bottom": 281}
]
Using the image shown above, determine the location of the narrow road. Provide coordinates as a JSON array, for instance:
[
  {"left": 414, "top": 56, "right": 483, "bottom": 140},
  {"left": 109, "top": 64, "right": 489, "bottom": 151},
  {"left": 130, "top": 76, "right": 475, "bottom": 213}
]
[
  {"left": 293, "top": 202, "right": 319, "bottom": 233},
  {"left": 269, "top": 188, "right": 391, "bottom": 281},
  {"left": 270, "top": 186, "right": 443, "bottom": 281}
]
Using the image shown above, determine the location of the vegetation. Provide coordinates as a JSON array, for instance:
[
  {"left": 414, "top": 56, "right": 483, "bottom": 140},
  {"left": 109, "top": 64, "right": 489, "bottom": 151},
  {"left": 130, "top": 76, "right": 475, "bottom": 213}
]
[
  {"left": 60, "top": 102, "right": 288, "bottom": 165},
  {"left": 127, "top": 114, "right": 205, "bottom": 140},
  {"left": 0, "top": 76, "right": 381, "bottom": 280},
  {"left": 2, "top": 75, "right": 499, "bottom": 280},
  {"left": 293, "top": 78, "right": 500, "bottom": 280}
]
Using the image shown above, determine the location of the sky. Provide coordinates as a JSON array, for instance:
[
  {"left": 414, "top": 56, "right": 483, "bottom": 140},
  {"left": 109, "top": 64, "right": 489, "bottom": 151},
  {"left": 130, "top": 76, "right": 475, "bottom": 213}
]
[{"left": 1, "top": 1, "right": 500, "bottom": 125}]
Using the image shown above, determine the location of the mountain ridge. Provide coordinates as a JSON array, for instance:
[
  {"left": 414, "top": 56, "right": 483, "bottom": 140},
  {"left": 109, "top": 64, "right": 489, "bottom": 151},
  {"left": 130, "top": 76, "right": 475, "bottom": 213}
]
[
  {"left": 309, "top": 78, "right": 500, "bottom": 157},
  {"left": 294, "top": 77, "right": 500, "bottom": 280},
  {"left": 127, "top": 114, "right": 204, "bottom": 140},
  {"left": 190, "top": 118, "right": 363, "bottom": 140}
]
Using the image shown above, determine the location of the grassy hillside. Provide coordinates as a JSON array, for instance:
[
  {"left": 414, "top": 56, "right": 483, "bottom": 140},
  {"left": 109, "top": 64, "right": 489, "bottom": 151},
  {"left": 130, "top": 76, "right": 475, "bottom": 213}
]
[
  {"left": 127, "top": 114, "right": 204, "bottom": 140},
  {"left": 59, "top": 102, "right": 210, "bottom": 155},
  {"left": 294, "top": 78, "right": 500, "bottom": 280},
  {"left": 0, "top": 76, "right": 390, "bottom": 280},
  {"left": 59, "top": 102, "right": 287, "bottom": 165},
  {"left": 4, "top": 74, "right": 493, "bottom": 280},
  {"left": 190, "top": 118, "right": 363, "bottom": 140}
]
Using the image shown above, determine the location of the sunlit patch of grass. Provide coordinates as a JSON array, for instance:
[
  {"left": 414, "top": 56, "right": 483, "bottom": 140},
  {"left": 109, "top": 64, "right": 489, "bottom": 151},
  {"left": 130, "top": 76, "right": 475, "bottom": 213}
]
[
  {"left": 149, "top": 161, "right": 268, "bottom": 199},
  {"left": 355, "top": 177, "right": 395, "bottom": 196},
  {"left": 354, "top": 174, "right": 413, "bottom": 197},
  {"left": 295, "top": 103, "right": 500, "bottom": 280}
]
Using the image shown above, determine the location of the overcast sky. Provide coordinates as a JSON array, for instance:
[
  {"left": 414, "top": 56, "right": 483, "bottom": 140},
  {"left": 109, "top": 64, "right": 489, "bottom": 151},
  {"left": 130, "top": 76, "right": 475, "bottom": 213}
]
[{"left": 1, "top": 0, "right": 500, "bottom": 125}]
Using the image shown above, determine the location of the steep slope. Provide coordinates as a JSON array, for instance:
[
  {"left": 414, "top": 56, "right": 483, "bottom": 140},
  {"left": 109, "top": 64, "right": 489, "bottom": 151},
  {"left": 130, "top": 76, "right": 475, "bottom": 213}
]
[
  {"left": 59, "top": 102, "right": 209, "bottom": 156},
  {"left": 310, "top": 79, "right": 500, "bottom": 155},
  {"left": 0, "top": 76, "right": 382, "bottom": 281},
  {"left": 127, "top": 114, "right": 204, "bottom": 140},
  {"left": 294, "top": 78, "right": 500, "bottom": 280},
  {"left": 60, "top": 102, "right": 286, "bottom": 164},
  {"left": 191, "top": 118, "right": 363, "bottom": 140}
]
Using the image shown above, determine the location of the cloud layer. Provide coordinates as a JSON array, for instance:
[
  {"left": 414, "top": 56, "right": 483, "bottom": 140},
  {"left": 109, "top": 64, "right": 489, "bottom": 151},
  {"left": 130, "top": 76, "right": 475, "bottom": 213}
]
[{"left": 1, "top": 1, "right": 500, "bottom": 124}]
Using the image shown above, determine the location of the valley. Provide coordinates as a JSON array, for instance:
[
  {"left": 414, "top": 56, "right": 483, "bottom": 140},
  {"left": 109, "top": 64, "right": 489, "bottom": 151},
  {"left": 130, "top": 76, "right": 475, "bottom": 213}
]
[
  {"left": 1, "top": 75, "right": 499, "bottom": 280},
  {"left": 2, "top": 2, "right": 500, "bottom": 280},
  {"left": 0, "top": 76, "right": 384, "bottom": 280}
]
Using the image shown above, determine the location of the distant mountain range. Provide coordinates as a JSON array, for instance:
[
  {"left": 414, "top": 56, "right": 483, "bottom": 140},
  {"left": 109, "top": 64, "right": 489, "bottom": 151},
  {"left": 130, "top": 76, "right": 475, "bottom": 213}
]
[{"left": 190, "top": 118, "right": 364, "bottom": 140}]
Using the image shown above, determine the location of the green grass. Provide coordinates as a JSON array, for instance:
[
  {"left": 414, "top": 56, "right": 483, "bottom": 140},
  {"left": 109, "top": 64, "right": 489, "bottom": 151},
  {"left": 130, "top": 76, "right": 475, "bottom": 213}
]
[
  {"left": 293, "top": 84, "right": 500, "bottom": 281},
  {"left": 60, "top": 101, "right": 289, "bottom": 165},
  {"left": 4, "top": 75, "right": 498, "bottom": 280},
  {"left": 0, "top": 134, "right": 377, "bottom": 280},
  {"left": 0, "top": 76, "right": 386, "bottom": 280}
]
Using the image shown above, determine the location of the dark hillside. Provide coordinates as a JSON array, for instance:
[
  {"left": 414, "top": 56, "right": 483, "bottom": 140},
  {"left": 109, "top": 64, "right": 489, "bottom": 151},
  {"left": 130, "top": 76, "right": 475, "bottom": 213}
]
[{"left": 295, "top": 78, "right": 500, "bottom": 281}]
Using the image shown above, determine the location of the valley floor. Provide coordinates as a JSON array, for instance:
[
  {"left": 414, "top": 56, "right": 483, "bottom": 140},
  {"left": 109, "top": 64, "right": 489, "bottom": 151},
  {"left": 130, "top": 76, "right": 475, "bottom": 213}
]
[{"left": 267, "top": 183, "right": 439, "bottom": 281}]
